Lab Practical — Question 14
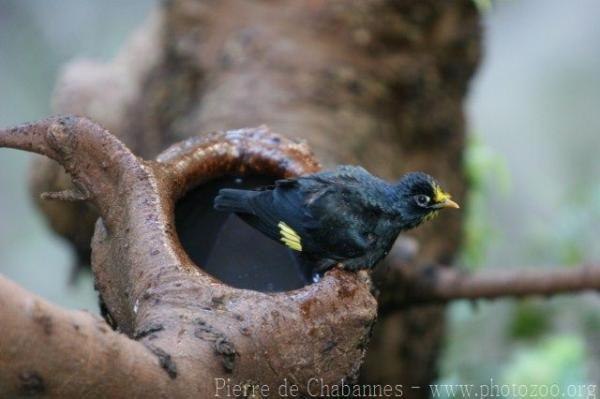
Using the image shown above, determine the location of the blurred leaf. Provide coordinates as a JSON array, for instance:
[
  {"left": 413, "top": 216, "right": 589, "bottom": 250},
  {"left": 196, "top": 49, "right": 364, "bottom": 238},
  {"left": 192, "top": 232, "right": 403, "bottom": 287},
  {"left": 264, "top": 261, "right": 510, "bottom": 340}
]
[
  {"left": 464, "top": 135, "right": 511, "bottom": 194},
  {"left": 460, "top": 134, "right": 511, "bottom": 269},
  {"left": 472, "top": 0, "right": 493, "bottom": 13},
  {"left": 509, "top": 300, "right": 551, "bottom": 340},
  {"left": 501, "top": 335, "right": 587, "bottom": 389}
]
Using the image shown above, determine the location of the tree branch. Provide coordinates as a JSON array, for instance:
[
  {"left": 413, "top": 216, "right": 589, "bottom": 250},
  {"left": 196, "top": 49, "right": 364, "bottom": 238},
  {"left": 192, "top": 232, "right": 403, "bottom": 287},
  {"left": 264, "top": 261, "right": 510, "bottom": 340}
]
[
  {"left": 1, "top": 117, "right": 377, "bottom": 397},
  {"left": 0, "top": 275, "right": 173, "bottom": 398},
  {"left": 380, "top": 261, "right": 600, "bottom": 311},
  {"left": 0, "top": 115, "right": 141, "bottom": 231}
]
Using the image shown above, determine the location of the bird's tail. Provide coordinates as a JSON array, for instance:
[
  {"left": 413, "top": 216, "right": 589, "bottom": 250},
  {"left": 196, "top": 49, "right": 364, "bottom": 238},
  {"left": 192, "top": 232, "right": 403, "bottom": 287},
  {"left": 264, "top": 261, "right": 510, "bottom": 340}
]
[{"left": 214, "top": 189, "right": 256, "bottom": 214}]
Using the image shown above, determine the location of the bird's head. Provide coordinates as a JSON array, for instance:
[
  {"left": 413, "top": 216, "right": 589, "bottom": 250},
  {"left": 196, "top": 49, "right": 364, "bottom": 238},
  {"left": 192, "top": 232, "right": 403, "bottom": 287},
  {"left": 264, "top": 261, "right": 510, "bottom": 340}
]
[{"left": 395, "top": 172, "right": 459, "bottom": 228}]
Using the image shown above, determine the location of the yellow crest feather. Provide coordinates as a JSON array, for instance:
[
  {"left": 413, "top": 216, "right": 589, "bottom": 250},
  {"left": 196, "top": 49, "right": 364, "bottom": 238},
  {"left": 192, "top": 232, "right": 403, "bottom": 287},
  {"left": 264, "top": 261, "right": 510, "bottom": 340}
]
[{"left": 433, "top": 184, "right": 452, "bottom": 203}]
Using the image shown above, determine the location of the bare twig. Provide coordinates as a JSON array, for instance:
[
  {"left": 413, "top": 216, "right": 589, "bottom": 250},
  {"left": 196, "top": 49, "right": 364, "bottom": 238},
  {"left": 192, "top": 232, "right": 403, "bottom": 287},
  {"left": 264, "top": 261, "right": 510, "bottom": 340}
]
[{"left": 381, "top": 261, "right": 600, "bottom": 311}]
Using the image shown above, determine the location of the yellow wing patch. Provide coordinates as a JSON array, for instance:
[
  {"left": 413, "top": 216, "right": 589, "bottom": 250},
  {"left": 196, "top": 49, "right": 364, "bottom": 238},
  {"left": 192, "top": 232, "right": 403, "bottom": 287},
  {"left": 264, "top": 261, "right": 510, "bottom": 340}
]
[{"left": 278, "top": 222, "right": 302, "bottom": 251}]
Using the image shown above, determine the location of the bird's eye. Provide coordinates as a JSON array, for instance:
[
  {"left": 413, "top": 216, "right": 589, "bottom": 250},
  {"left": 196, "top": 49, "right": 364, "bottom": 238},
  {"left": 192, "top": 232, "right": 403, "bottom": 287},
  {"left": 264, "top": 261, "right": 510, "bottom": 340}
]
[{"left": 414, "top": 194, "right": 430, "bottom": 207}]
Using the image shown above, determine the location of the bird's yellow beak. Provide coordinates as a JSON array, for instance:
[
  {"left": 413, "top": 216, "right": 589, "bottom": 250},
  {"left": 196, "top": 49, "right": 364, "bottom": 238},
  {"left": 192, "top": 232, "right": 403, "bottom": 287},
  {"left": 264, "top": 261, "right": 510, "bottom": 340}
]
[
  {"left": 432, "top": 185, "right": 460, "bottom": 209},
  {"left": 438, "top": 198, "right": 460, "bottom": 209}
]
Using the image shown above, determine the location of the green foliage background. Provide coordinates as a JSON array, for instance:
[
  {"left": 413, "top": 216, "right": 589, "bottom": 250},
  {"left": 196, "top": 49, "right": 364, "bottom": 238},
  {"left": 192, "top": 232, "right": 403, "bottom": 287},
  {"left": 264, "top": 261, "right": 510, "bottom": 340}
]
[{"left": 443, "top": 0, "right": 600, "bottom": 392}]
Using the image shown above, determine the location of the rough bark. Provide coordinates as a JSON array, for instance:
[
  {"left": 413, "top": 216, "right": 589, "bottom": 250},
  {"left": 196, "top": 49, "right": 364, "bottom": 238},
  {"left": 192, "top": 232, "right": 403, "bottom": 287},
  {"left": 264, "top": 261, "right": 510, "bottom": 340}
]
[
  {"left": 1, "top": 117, "right": 377, "bottom": 397},
  {"left": 0, "top": 276, "right": 170, "bottom": 398},
  {"left": 6, "top": 1, "right": 600, "bottom": 397},
  {"left": 27, "top": 0, "right": 481, "bottom": 394}
]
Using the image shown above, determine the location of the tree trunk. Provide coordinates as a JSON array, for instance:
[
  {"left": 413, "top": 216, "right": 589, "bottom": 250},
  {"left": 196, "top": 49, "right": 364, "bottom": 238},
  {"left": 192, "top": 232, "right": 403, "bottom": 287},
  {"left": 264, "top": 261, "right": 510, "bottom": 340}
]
[{"left": 33, "top": 0, "right": 481, "bottom": 394}]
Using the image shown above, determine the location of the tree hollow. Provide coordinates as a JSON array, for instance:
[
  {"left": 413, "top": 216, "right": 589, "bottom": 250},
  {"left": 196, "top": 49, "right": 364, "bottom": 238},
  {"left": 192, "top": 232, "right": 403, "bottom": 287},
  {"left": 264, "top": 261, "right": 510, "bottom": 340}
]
[{"left": 175, "top": 175, "right": 315, "bottom": 292}]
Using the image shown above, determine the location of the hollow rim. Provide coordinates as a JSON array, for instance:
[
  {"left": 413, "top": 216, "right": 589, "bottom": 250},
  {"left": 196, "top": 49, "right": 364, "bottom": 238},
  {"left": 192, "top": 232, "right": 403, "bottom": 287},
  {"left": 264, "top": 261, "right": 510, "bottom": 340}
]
[
  {"left": 155, "top": 126, "right": 373, "bottom": 298},
  {"left": 157, "top": 126, "right": 321, "bottom": 200}
]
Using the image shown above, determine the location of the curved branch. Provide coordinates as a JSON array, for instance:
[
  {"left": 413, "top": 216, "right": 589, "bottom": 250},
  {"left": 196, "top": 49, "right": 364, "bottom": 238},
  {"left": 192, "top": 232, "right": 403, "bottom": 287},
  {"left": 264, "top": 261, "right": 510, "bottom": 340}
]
[
  {"left": 0, "top": 275, "right": 174, "bottom": 398},
  {"left": 381, "top": 262, "right": 600, "bottom": 311},
  {"left": 2, "top": 117, "right": 377, "bottom": 396},
  {"left": 0, "top": 116, "right": 142, "bottom": 230}
]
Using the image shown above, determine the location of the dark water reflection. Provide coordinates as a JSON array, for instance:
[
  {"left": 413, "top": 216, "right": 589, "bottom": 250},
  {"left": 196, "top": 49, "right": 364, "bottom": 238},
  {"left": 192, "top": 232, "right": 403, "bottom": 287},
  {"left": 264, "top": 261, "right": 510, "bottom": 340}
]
[{"left": 175, "top": 176, "right": 315, "bottom": 292}]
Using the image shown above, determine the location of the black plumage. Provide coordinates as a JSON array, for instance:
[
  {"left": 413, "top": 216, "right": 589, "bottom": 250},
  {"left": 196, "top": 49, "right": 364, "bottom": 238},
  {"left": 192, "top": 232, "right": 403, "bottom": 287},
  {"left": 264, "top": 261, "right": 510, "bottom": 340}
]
[{"left": 214, "top": 166, "right": 459, "bottom": 271}]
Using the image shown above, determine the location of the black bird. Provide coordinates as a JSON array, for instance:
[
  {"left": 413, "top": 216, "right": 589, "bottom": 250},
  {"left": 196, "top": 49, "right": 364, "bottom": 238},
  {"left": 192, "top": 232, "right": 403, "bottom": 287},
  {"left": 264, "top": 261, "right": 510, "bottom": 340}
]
[{"left": 214, "top": 166, "right": 459, "bottom": 271}]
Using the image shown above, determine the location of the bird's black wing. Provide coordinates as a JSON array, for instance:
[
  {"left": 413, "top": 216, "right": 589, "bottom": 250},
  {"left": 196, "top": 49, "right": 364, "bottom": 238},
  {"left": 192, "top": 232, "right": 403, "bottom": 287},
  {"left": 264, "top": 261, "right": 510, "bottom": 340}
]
[
  {"left": 230, "top": 178, "right": 311, "bottom": 252},
  {"left": 292, "top": 165, "right": 392, "bottom": 259},
  {"left": 228, "top": 165, "right": 392, "bottom": 258}
]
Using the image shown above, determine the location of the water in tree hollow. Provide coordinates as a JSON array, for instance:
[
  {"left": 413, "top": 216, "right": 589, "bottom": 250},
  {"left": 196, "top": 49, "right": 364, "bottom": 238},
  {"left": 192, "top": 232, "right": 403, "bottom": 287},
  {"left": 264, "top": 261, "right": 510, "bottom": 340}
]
[{"left": 175, "top": 175, "right": 315, "bottom": 292}]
